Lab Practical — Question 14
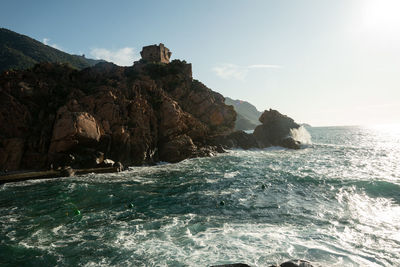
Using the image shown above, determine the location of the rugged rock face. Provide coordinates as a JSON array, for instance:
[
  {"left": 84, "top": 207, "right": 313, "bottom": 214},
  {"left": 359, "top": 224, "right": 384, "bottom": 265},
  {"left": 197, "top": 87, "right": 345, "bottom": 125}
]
[
  {"left": 0, "top": 51, "right": 306, "bottom": 172},
  {"left": 210, "top": 109, "right": 304, "bottom": 151},
  {"left": 49, "top": 110, "right": 102, "bottom": 153},
  {"left": 253, "top": 109, "right": 301, "bottom": 149},
  {"left": 0, "top": 60, "right": 236, "bottom": 171}
]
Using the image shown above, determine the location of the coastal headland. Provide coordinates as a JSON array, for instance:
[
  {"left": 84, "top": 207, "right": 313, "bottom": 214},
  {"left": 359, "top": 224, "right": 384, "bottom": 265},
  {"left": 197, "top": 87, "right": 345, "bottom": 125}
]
[{"left": 0, "top": 43, "right": 305, "bottom": 178}]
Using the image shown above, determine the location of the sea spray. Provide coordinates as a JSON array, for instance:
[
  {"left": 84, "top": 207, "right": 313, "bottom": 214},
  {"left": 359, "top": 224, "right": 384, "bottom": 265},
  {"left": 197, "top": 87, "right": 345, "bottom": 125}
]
[
  {"left": 290, "top": 126, "right": 312, "bottom": 145},
  {"left": 1, "top": 126, "right": 399, "bottom": 266}
]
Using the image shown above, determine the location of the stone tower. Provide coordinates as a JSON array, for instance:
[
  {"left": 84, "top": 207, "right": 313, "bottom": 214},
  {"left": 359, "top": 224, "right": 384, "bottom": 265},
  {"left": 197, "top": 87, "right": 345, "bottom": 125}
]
[{"left": 140, "top": 43, "right": 172, "bottom": 63}]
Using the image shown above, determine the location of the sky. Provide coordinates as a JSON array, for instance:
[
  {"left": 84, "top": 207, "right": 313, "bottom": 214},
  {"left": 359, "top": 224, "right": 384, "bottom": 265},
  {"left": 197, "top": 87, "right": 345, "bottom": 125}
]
[{"left": 1, "top": 0, "right": 399, "bottom": 126}]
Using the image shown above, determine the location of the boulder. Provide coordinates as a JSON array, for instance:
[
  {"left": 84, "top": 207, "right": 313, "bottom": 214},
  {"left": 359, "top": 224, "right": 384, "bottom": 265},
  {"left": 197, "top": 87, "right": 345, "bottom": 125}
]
[
  {"left": 253, "top": 109, "right": 300, "bottom": 149},
  {"left": 158, "top": 134, "right": 197, "bottom": 163},
  {"left": 49, "top": 110, "right": 102, "bottom": 153}
]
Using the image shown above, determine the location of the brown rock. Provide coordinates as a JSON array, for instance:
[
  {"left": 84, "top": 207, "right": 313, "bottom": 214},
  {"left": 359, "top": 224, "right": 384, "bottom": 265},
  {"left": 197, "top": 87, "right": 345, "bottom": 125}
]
[
  {"left": 0, "top": 48, "right": 239, "bottom": 171},
  {"left": 253, "top": 109, "right": 300, "bottom": 148},
  {"left": 159, "top": 135, "right": 197, "bottom": 163},
  {"left": 159, "top": 97, "right": 187, "bottom": 139},
  {"left": 0, "top": 91, "right": 30, "bottom": 138},
  {"left": 0, "top": 138, "right": 25, "bottom": 171},
  {"left": 49, "top": 110, "right": 101, "bottom": 153}
]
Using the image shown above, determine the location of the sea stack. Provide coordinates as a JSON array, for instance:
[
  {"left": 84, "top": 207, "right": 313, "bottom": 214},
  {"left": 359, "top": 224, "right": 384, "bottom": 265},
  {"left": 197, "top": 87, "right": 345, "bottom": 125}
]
[{"left": 253, "top": 109, "right": 301, "bottom": 149}]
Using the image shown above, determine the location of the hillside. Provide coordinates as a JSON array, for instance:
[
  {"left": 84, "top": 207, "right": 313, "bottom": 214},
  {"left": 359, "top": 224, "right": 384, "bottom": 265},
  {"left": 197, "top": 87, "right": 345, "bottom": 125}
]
[
  {"left": 0, "top": 28, "right": 103, "bottom": 72},
  {"left": 225, "top": 97, "right": 262, "bottom": 130}
]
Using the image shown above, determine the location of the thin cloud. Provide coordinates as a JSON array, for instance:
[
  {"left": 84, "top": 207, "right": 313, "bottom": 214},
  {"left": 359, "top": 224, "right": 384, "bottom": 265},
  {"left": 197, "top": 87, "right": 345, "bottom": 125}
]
[
  {"left": 213, "top": 63, "right": 282, "bottom": 81},
  {"left": 42, "top": 38, "right": 61, "bottom": 50},
  {"left": 90, "top": 47, "right": 139, "bottom": 66},
  {"left": 213, "top": 64, "right": 247, "bottom": 81},
  {"left": 247, "top": 64, "right": 282, "bottom": 69}
]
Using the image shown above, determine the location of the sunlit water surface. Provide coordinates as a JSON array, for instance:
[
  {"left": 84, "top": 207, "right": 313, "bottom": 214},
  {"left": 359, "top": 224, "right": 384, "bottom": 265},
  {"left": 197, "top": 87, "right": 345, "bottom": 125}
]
[{"left": 1, "top": 126, "right": 400, "bottom": 266}]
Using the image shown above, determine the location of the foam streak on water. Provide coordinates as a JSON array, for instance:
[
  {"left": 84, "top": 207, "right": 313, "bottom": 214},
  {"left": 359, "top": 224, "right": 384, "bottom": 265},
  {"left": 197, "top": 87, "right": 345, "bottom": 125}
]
[{"left": 1, "top": 126, "right": 400, "bottom": 266}]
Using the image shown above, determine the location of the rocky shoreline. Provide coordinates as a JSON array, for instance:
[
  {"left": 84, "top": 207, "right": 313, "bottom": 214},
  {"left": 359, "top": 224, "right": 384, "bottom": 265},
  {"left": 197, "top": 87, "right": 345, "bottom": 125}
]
[{"left": 0, "top": 45, "right": 305, "bottom": 176}]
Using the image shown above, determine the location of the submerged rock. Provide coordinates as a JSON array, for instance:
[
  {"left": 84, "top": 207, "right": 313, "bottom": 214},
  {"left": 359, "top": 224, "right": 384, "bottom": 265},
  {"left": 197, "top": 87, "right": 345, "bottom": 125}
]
[
  {"left": 280, "top": 137, "right": 301, "bottom": 150},
  {"left": 211, "top": 264, "right": 251, "bottom": 267},
  {"left": 270, "top": 259, "right": 314, "bottom": 267}
]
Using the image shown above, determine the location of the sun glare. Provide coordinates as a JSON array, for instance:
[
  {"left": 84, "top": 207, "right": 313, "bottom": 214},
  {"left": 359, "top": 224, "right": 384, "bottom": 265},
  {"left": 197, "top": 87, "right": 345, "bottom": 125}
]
[
  {"left": 360, "top": 0, "right": 400, "bottom": 32},
  {"left": 368, "top": 123, "right": 400, "bottom": 137}
]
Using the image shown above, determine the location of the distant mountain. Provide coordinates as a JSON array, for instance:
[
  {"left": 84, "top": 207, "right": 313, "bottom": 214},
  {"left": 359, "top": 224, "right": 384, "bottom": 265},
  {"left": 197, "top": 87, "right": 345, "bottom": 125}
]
[
  {"left": 0, "top": 28, "right": 103, "bottom": 72},
  {"left": 225, "top": 97, "right": 262, "bottom": 130}
]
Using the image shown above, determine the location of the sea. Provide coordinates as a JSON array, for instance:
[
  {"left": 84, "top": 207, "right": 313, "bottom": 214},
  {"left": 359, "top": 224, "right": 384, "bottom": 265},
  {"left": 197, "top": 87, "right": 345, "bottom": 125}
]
[{"left": 1, "top": 126, "right": 399, "bottom": 267}]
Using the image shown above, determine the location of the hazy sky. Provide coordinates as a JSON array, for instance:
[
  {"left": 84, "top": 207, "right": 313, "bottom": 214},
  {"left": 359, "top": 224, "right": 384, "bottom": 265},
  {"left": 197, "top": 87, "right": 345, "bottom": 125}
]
[{"left": 1, "top": 0, "right": 399, "bottom": 126}]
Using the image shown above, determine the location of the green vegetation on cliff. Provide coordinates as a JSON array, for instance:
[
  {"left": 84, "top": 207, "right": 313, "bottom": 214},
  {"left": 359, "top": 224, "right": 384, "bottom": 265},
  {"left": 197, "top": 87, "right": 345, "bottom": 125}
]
[{"left": 0, "top": 28, "right": 103, "bottom": 72}]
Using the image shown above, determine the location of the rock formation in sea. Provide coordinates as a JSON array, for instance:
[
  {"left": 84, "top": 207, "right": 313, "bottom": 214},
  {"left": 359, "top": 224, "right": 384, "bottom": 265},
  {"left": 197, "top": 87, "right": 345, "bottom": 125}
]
[
  {"left": 210, "top": 109, "right": 302, "bottom": 150},
  {"left": 0, "top": 43, "right": 304, "bottom": 172},
  {"left": 253, "top": 109, "right": 301, "bottom": 149}
]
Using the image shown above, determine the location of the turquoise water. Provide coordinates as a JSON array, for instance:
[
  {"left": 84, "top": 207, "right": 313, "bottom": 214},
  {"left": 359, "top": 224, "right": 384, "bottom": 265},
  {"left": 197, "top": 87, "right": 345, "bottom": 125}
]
[{"left": 1, "top": 126, "right": 400, "bottom": 266}]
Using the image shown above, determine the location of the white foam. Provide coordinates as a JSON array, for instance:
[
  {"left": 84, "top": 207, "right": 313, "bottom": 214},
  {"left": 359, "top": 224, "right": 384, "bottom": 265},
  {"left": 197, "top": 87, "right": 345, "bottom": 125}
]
[
  {"left": 223, "top": 171, "right": 240, "bottom": 178},
  {"left": 290, "top": 126, "right": 312, "bottom": 145}
]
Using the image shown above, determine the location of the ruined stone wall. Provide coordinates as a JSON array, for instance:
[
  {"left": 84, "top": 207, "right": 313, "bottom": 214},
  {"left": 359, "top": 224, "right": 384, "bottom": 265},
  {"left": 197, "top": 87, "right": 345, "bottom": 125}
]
[{"left": 140, "top": 43, "right": 171, "bottom": 63}]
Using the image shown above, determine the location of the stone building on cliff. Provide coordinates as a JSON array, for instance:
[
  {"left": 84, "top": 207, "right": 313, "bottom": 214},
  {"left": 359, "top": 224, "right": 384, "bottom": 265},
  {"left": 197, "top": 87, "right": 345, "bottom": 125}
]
[
  {"left": 140, "top": 43, "right": 172, "bottom": 63},
  {"left": 135, "top": 43, "right": 193, "bottom": 78}
]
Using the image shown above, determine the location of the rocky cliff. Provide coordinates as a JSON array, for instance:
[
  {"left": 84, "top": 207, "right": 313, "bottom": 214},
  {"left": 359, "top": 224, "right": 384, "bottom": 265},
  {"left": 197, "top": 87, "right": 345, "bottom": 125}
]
[{"left": 0, "top": 60, "right": 236, "bottom": 171}]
